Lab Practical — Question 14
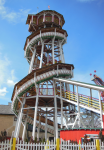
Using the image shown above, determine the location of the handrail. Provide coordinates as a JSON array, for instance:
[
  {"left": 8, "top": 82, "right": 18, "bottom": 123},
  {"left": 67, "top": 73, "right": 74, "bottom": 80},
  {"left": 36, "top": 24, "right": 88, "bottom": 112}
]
[{"left": 55, "top": 89, "right": 104, "bottom": 111}]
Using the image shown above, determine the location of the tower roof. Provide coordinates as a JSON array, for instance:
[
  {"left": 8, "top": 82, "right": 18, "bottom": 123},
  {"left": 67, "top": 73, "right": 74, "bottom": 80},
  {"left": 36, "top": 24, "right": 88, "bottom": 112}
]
[{"left": 26, "top": 10, "right": 65, "bottom": 26}]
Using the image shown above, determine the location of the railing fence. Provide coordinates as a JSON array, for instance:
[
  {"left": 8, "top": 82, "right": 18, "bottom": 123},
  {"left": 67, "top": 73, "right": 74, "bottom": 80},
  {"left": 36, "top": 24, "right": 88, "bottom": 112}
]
[
  {"left": 1, "top": 138, "right": 104, "bottom": 150},
  {"left": 0, "top": 139, "right": 12, "bottom": 150},
  {"left": 60, "top": 138, "right": 96, "bottom": 150}
]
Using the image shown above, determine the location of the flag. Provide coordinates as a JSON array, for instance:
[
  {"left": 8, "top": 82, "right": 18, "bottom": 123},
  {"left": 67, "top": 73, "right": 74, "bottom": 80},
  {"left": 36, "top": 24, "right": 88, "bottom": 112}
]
[
  {"left": 94, "top": 70, "right": 96, "bottom": 73},
  {"left": 90, "top": 73, "right": 92, "bottom": 76},
  {"left": 48, "top": 5, "right": 50, "bottom": 10}
]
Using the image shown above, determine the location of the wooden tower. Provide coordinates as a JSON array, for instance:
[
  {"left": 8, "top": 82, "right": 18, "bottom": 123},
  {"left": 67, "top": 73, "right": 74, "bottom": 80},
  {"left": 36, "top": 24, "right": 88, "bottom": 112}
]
[{"left": 11, "top": 10, "right": 74, "bottom": 141}]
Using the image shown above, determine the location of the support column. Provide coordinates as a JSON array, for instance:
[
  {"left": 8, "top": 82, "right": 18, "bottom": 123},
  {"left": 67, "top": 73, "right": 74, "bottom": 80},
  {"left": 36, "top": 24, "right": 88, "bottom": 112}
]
[
  {"left": 43, "top": 13, "right": 45, "bottom": 22},
  {"left": 41, "top": 84, "right": 43, "bottom": 95},
  {"left": 47, "top": 53, "right": 49, "bottom": 64},
  {"left": 45, "top": 108, "right": 48, "bottom": 140},
  {"left": 90, "top": 89, "right": 94, "bottom": 128},
  {"left": 32, "top": 85, "right": 39, "bottom": 140},
  {"left": 46, "top": 81, "right": 48, "bottom": 95},
  {"left": 62, "top": 48, "right": 65, "bottom": 63},
  {"left": 39, "top": 41, "right": 44, "bottom": 68},
  {"left": 53, "top": 116, "right": 56, "bottom": 138},
  {"left": 37, "top": 115, "right": 41, "bottom": 141},
  {"left": 52, "top": 38, "right": 55, "bottom": 64},
  {"left": 22, "top": 117, "right": 27, "bottom": 141},
  {"left": 98, "top": 90, "right": 103, "bottom": 128},
  {"left": 76, "top": 86, "right": 81, "bottom": 127},
  {"left": 14, "top": 97, "right": 26, "bottom": 139},
  {"left": 28, "top": 47, "right": 36, "bottom": 74},
  {"left": 73, "top": 85, "right": 74, "bottom": 93},
  {"left": 60, "top": 82, "right": 63, "bottom": 128},
  {"left": 53, "top": 81, "right": 58, "bottom": 139},
  {"left": 59, "top": 41, "right": 63, "bottom": 63},
  {"left": 52, "top": 14, "right": 54, "bottom": 22}
]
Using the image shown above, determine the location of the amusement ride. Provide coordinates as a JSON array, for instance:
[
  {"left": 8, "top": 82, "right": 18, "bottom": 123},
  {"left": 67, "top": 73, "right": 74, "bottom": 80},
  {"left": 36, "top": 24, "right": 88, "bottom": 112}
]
[{"left": 11, "top": 9, "right": 104, "bottom": 141}]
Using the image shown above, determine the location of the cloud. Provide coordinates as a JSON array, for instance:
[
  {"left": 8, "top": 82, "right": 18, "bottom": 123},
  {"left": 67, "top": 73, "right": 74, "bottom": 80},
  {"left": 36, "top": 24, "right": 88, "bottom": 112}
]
[
  {"left": 0, "top": 52, "right": 17, "bottom": 98},
  {"left": 7, "top": 80, "right": 16, "bottom": 87},
  {"left": 7, "top": 70, "right": 17, "bottom": 87},
  {"left": 77, "top": 0, "right": 96, "bottom": 2},
  {"left": 0, "top": 87, "right": 8, "bottom": 96},
  {"left": 0, "top": 0, "right": 31, "bottom": 23},
  {"left": 0, "top": 54, "right": 10, "bottom": 87}
]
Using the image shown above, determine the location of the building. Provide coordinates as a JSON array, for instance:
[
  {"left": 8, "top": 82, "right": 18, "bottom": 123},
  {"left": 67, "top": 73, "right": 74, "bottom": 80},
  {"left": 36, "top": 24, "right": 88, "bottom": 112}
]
[
  {"left": 0, "top": 103, "right": 54, "bottom": 141},
  {"left": 0, "top": 103, "right": 23, "bottom": 138}
]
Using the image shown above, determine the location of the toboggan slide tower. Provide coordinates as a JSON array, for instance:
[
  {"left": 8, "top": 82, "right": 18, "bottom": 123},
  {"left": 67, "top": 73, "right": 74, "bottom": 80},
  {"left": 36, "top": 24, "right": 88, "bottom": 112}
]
[
  {"left": 11, "top": 10, "right": 74, "bottom": 141},
  {"left": 11, "top": 10, "right": 104, "bottom": 142}
]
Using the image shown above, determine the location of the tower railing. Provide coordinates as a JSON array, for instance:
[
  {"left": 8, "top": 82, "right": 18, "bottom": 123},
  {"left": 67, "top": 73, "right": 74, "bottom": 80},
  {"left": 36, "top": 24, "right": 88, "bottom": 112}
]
[
  {"left": 39, "top": 88, "right": 54, "bottom": 96},
  {"left": 56, "top": 88, "right": 104, "bottom": 111}
]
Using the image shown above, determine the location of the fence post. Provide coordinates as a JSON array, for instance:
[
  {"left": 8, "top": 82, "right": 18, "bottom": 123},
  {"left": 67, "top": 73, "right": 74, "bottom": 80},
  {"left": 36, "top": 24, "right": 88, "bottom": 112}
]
[
  {"left": 96, "top": 139, "right": 100, "bottom": 150},
  {"left": 79, "top": 140, "right": 81, "bottom": 150},
  {"left": 12, "top": 138, "right": 16, "bottom": 150},
  {"left": 56, "top": 138, "right": 60, "bottom": 150}
]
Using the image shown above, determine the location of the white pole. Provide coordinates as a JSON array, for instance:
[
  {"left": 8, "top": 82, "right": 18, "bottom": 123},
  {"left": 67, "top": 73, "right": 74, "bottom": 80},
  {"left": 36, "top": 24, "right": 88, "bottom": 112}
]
[
  {"left": 39, "top": 41, "right": 44, "bottom": 68},
  {"left": 60, "top": 82, "right": 63, "bottom": 128},
  {"left": 32, "top": 85, "right": 39, "bottom": 140},
  {"left": 59, "top": 41, "right": 63, "bottom": 63},
  {"left": 90, "top": 89, "right": 94, "bottom": 128},
  {"left": 45, "top": 108, "right": 48, "bottom": 140},
  {"left": 47, "top": 45, "right": 49, "bottom": 64},
  {"left": 76, "top": 86, "right": 80, "bottom": 127},
  {"left": 37, "top": 115, "right": 41, "bottom": 141},
  {"left": 22, "top": 117, "right": 27, "bottom": 141},
  {"left": 52, "top": 38, "right": 55, "bottom": 64},
  {"left": 62, "top": 48, "right": 65, "bottom": 63},
  {"left": 14, "top": 112, "right": 21, "bottom": 138},
  {"left": 58, "top": 40, "right": 60, "bottom": 61},
  {"left": 28, "top": 47, "right": 36, "bottom": 74},
  {"left": 53, "top": 81, "right": 58, "bottom": 139},
  {"left": 46, "top": 81, "right": 48, "bottom": 95},
  {"left": 15, "top": 97, "right": 26, "bottom": 139},
  {"left": 41, "top": 84, "right": 43, "bottom": 95},
  {"left": 53, "top": 116, "right": 56, "bottom": 138},
  {"left": 98, "top": 90, "right": 103, "bottom": 128}
]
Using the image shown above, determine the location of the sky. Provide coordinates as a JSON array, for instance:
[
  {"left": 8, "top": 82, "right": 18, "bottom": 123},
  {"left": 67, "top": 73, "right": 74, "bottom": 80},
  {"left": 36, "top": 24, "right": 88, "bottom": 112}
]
[{"left": 0, "top": 0, "right": 104, "bottom": 105}]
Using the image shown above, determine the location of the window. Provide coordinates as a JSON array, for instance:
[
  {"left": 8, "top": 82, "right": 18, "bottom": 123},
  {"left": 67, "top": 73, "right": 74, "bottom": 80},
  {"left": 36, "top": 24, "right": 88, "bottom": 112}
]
[
  {"left": 45, "top": 13, "right": 52, "bottom": 22},
  {"left": 38, "top": 15, "right": 43, "bottom": 24},
  {"left": 54, "top": 15, "right": 59, "bottom": 24}
]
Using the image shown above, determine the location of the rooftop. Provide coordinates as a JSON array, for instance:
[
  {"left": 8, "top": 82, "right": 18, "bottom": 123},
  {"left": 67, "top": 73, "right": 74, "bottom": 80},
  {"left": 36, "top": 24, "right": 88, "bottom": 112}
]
[{"left": 0, "top": 103, "right": 14, "bottom": 115}]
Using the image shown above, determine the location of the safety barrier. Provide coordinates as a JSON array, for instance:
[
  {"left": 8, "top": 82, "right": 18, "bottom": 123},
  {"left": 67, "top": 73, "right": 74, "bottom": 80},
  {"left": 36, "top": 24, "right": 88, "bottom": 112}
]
[
  {"left": 60, "top": 138, "right": 96, "bottom": 150},
  {"left": 0, "top": 138, "right": 104, "bottom": 150},
  {"left": 56, "top": 89, "right": 104, "bottom": 112}
]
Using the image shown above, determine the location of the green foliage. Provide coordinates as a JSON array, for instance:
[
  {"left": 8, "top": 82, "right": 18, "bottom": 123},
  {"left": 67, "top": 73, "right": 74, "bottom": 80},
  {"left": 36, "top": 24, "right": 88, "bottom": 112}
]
[
  {"left": 0, "top": 130, "right": 7, "bottom": 142},
  {"left": 42, "top": 138, "right": 46, "bottom": 143},
  {"left": 25, "top": 138, "right": 28, "bottom": 143},
  {"left": 34, "top": 137, "right": 37, "bottom": 143},
  {"left": 99, "top": 130, "right": 104, "bottom": 142}
]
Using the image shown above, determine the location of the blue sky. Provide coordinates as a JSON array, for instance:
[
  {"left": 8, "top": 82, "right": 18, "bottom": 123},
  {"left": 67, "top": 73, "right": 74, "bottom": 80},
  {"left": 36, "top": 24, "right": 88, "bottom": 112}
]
[{"left": 0, "top": 0, "right": 104, "bottom": 105}]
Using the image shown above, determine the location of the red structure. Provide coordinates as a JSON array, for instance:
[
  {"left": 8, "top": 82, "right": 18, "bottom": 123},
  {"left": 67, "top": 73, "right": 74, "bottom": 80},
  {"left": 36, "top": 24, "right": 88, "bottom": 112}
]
[
  {"left": 92, "top": 74, "right": 104, "bottom": 101},
  {"left": 60, "top": 129, "right": 104, "bottom": 143}
]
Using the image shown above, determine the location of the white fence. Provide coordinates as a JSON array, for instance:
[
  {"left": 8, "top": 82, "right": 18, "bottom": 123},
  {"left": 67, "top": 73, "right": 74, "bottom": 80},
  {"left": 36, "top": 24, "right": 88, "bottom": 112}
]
[
  {"left": 60, "top": 139, "right": 96, "bottom": 150},
  {"left": 1, "top": 138, "right": 104, "bottom": 150},
  {"left": 16, "top": 139, "right": 56, "bottom": 150},
  {"left": 100, "top": 140, "right": 104, "bottom": 150},
  {"left": 0, "top": 139, "right": 12, "bottom": 150}
]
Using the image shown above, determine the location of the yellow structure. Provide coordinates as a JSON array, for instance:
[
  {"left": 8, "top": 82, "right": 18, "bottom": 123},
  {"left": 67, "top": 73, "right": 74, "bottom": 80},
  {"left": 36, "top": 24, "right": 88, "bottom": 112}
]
[{"left": 96, "top": 139, "right": 100, "bottom": 150}]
